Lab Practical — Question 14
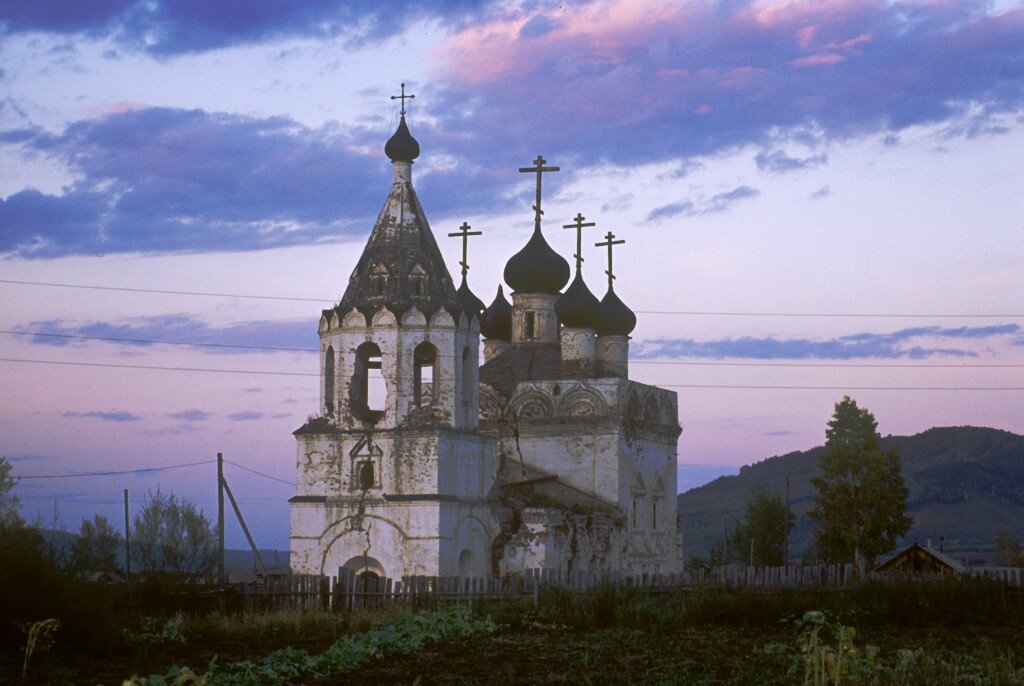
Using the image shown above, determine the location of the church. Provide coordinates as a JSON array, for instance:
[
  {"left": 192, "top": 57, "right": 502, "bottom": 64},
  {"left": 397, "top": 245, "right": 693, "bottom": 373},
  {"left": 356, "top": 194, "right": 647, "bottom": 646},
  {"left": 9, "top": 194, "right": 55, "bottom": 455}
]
[{"left": 289, "top": 93, "right": 682, "bottom": 581}]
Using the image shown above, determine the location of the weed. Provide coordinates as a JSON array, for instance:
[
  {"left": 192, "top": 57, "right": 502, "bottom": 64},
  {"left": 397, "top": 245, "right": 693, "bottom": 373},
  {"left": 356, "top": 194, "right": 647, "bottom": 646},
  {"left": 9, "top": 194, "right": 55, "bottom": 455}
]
[{"left": 19, "top": 618, "right": 59, "bottom": 679}]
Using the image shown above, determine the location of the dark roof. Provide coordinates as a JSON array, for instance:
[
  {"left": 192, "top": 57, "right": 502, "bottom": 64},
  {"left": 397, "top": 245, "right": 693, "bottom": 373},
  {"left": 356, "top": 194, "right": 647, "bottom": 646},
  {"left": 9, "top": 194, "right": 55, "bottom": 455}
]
[
  {"left": 480, "top": 285, "right": 512, "bottom": 340},
  {"left": 503, "top": 228, "right": 570, "bottom": 295},
  {"left": 596, "top": 285, "right": 637, "bottom": 336},
  {"left": 384, "top": 115, "right": 420, "bottom": 162},
  {"left": 556, "top": 270, "right": 602, "bottom": 328},
  {"left": 479, "top": 343, "right": 562, "bottom": 398},
  {"left": 333, "top": 157, "right": 462, "bottom": 321},
  {"left": 875, "top": 543, "right": 965, "bottom": 574},
  {"left": 495, "top": 459, "right": 618, "bottom": 514},
  {"left": 456, "top": 276, "right": 485, "bottom": 322}
]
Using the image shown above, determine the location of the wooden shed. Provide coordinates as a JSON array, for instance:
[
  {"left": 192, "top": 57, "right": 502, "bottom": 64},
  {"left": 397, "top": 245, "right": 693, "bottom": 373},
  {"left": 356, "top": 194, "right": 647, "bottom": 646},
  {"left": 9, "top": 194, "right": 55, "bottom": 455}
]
[{"left": 875, "top": 543, "right": 965, "bottom": 576}]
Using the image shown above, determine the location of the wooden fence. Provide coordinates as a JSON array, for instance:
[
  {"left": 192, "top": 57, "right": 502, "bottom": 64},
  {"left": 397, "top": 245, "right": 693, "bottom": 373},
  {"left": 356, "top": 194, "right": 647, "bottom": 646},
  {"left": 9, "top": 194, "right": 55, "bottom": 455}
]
[{"left": 227, "top": 563, "right": 1024, "bottom": 613}]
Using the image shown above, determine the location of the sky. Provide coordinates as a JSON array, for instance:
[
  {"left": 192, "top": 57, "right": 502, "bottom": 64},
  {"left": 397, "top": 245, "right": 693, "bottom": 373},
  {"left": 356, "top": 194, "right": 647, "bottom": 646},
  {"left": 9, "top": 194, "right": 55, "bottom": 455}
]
[{"left": 1, "top": 0, "right": 1022, "bottom": 550}]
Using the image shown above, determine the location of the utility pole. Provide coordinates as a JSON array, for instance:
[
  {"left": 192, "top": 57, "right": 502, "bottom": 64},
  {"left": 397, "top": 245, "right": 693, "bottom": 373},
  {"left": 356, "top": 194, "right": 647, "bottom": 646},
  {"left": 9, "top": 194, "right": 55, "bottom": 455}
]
[
  {"left": 123, "top": 488, "right": 131, "bottom": 587},
  {"left": 783, "top": 472, "right": 791, "bottom": 566},
  {"left": 750, "top": 538, "right": 755, "bottom": 567},
  {"left": 218, "top": 452, "right": 225, "bottom": 585}
]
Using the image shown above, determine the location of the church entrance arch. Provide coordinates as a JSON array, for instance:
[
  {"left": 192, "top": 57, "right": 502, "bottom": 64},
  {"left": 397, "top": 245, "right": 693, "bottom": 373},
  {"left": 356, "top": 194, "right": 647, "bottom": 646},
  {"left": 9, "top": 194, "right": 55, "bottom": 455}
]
[{"left": 342, "top": 555, "right": 386, "bottom": 579}]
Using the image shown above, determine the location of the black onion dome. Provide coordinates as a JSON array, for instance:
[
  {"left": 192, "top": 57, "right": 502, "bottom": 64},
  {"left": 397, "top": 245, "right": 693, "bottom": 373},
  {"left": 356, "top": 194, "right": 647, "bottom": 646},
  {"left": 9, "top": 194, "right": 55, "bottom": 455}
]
[
  {"left": 556, "top": 271, "right": 602, "bottom": 328},
  {"left": 503, "top": 230, "right": 570, "bottom": 294},
  {"left": 596, "top": 286, "right": 637, "bottom": 336},
  {"left": 457, "top": 276, "right": 486, "bottom": 322},
  {"left": 384, "top": 115, "right": 420, "bottom": 162},
  {"left": 480, "top": 285, "right": 512, "bottom": 340}
]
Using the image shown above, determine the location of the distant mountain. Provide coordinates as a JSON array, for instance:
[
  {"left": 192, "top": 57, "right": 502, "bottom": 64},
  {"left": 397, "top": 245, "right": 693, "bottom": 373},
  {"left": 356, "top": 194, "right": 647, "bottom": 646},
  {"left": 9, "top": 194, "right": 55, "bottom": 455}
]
[{"left": 679, "top": 426, "right": 1024, "bottom": 562}]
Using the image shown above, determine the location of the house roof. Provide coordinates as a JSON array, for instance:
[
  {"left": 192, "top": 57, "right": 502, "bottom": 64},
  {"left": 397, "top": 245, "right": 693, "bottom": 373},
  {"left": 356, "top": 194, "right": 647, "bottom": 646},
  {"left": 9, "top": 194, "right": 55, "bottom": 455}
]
[{"left": 875, "top": 543, "right": 966, "bottom": 573}]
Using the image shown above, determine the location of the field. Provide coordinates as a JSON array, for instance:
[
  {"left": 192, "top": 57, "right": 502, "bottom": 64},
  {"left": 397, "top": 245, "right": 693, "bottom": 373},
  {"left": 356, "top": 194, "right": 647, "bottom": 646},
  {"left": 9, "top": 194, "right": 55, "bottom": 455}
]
[{"left": 6, "top": 578, "right": 1024, "bottom": 684}]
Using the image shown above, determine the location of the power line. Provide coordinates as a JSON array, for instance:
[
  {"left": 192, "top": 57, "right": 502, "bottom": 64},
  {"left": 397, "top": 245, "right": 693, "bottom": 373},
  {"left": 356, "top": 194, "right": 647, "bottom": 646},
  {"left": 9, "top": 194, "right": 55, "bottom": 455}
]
[
  {"left": 658, "top": 384, "right": 1023, "bottom": 391},
  {"left": 3, "top": 278, "right": 1020, "bottom": 318},
  {"left": 1, "top": 356, "right": 1019, "bottom": 390},
  {"left": 16, "top": 460, "right": 215, "bottom": 480},
  {"left": 4, "top": 331, "right": 1022, "bottom": 370},
  {"left": 225, "top": 460, "right": 295, "bottom": 486}
]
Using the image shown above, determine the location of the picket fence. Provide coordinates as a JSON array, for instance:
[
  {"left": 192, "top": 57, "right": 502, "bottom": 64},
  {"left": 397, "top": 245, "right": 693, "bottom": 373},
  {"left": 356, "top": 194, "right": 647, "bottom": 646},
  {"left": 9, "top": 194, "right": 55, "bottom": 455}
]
[{"left": 229, "top": 563, "right": 1024, "bottom": 613}]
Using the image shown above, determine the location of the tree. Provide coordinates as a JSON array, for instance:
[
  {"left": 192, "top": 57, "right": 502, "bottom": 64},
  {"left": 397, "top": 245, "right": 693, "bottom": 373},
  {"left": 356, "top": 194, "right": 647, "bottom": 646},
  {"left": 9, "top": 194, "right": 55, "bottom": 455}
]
[
  {"left": 70, "top": 515, "right": 123, "bottom": 576},
  {"left": 132, "top": 489, "right": 217, "bottom": 583},
  {"left": 809, "top": 396, "right": 912, "bottom": 568},
  {"left": 994, "top": 530, "right": 1024, "bottom": 567},
  {"left": 0, "top": 456, "right": 23, "bottom": 527},
  {"left": 732, "top": 487, "right": 795, "bottom": 566}
]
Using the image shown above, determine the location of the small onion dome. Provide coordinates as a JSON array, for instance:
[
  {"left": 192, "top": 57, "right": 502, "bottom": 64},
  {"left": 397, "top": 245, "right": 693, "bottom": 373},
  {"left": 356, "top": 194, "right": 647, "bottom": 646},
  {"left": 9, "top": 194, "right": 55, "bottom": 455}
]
[
  {"left": 480, "top": 285, "right": 512, "bottom": 340},
  {"left": 556, "top": 271, "right": 602, "bottom": 328},
  {"left": 457, "top": 276, "right": 486, "bottom": 322},
  {"left": 384, "top": 115, "right": 420, "bottom": 162},
  {"left": 596, "top": 286, "right": 637, "bottom": 336},
  {"left": 503, "top": 230, "right": 570, "bottom": 294}
]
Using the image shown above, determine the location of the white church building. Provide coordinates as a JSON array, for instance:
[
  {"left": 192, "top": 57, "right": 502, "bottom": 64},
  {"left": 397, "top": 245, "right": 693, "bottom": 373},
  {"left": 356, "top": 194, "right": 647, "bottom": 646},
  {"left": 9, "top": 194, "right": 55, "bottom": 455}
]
[{"left": 289, "top": 96, "right": 682, "bottom": 581}]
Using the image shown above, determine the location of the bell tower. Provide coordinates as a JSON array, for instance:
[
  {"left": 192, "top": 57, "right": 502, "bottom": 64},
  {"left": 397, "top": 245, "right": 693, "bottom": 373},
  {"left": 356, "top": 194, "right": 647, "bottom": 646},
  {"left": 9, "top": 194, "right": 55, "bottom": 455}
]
[{"left": 291, "top": 86, "right": 497, "bottom": 581}]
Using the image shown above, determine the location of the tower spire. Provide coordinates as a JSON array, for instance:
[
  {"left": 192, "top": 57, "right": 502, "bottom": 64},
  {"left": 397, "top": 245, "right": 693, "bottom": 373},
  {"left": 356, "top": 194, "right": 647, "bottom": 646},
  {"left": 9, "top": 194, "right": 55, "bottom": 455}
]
[{"left": 518, "top": 155, "right": 560, "bottom": 234}]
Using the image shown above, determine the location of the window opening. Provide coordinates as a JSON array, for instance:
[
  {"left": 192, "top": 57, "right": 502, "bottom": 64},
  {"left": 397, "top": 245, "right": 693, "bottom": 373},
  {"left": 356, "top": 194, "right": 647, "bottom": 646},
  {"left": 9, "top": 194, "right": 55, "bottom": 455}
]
[
  {"left": 353, "top": 342, "right": 385, "bottom": 424},
  {"left": 374, "top": 279, "right": 385, "bottom": 295},
  {"left": 358, "top": 461, "right": 375, "bottom": 490},
  {"left": 652, "top": 498, "right": 659, "bottom": 530},
  {"left": 414, "top": 281, "right": 423, "bottom": 296},
  {"left": 324, "top": 346, "right": 335, "bottom": 414},
  {"left": 461, "top": 346, "right": 473, "bottom": 420},
  {"left": 525, "top": 311, "right": 536, "bottom": 338},
  {"left": 413, "top": 342, "right": 438, "bottom": 407},
  {"left": 632, "top": 496, "right": 640, "bottom": 528}
]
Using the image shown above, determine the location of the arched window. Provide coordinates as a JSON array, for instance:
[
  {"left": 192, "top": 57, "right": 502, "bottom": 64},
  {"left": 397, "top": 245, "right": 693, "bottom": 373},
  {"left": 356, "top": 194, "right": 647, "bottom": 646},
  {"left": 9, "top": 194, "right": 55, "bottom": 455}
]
[
  {"left": 324, "top": 345, "right": 335, "bottom": 415},
  {"left": 458, "top": 548, "right": 474, "bottom": 578},
  {"left": 413, "top": 342, "right": 438, "bottom": 407},
  {"left": 352, "top": 342, "right": 385, "bottom": 424}
]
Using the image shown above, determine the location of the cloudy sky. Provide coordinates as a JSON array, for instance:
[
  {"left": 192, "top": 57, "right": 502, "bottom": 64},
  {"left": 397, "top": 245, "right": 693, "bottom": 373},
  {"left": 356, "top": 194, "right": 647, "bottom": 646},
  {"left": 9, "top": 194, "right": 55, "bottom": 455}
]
[{"left": 1, "top": 0, "right": 1022, "bottom": 548}]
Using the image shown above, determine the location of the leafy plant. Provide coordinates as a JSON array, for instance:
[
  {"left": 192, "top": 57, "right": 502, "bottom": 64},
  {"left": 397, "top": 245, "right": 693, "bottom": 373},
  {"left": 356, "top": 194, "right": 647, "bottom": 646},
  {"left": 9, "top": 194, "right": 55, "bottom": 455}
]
[{"left": 20, "top": 618, "right": 60, "bottom": 678}]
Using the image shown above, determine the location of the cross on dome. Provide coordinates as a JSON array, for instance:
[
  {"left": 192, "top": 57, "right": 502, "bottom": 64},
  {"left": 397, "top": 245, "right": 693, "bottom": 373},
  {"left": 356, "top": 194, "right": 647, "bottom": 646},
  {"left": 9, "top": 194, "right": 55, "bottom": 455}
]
[
  {"left": 595, "top": 230, "right": 625, "bottom": 288},
  {"left": 518, "top": 155, "right": 559, "bottom": 234},
  {"left": 562, "top": 212, "right": 596, "bottom": 271},
  {"left": 447, "top": 221, "right": 482, "bottom": 279},
  {"left": 390, "top": 83, "right": 415, "bottom": 116}
]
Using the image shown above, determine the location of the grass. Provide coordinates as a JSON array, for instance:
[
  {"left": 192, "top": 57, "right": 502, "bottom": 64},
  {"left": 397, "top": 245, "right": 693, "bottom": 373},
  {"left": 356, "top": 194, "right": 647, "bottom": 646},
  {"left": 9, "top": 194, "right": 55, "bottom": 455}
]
[{"left": 6, "top": 576, "right": 1024, "bottom": 684}]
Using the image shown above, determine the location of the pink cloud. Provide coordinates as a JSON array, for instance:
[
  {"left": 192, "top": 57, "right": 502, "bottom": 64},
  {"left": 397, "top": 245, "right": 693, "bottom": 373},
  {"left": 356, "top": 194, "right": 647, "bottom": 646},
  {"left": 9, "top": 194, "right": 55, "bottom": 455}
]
[{"left": 791, "top": 53, "right": 847, "bottom": 66}]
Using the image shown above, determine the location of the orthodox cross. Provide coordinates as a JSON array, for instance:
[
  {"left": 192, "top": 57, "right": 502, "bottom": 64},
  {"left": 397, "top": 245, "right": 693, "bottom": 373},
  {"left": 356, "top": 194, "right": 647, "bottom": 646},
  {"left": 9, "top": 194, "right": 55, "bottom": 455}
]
[
  {"left": 518, "top": 155, "right": 559, "bottom": 232},
  {"left": 562, "top": 213, "right": 596, "bottom": 271},
  {"left": 390, "top": 83, "right": 415, "bottom": 116},
  {"left": 595, "top": 231, "right": 625, "bottom": 288},
  {"left": 447, "top": 221, "right": 481, "bottom": 279}
]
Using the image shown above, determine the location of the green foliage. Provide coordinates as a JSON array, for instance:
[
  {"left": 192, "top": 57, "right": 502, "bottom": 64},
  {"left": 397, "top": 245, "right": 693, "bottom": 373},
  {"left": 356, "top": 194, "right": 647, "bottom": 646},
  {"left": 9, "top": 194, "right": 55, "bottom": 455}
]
[
  {"left": 124, "top": 605, "right": 499, "bottom": 685},
  {"left": 133, "top": 489, "right": 217, "bottom": 583},
  {"left": 0, "top": 456, "right": 22, "bottom": 527},
  {"left": 732, "top": 487, "right": 795, "bottom": 565},
  {"left": 809, "top": 397, "right": 912, "bottom": 566},
  {"left": 71, "top": 514, "right": 124, "bottom": 576}
]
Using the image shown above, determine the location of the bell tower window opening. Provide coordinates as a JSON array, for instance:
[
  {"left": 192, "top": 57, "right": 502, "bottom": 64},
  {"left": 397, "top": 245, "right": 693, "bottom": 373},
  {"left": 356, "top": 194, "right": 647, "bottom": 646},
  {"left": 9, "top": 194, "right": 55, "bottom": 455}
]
[
  {"left": 525, "top": 311, "right": 536, "bottom": 338},
  {"left": 353, "top": 342, "right": 386, "bottom": 424},
  {"left": 652, "top": 498, "right": 660, "bottom": 530},
  {"left": 410, "top": 264, "right": 428, "bottom": 298},
  {"left": 413, "top": 342, "right": 438, "bottom": 407},
  {"left": 374, "top": 279, "right": 385, "bottom": 296},
  {"left": 324, "top": 345, "right": 335, "bottom": 415}
]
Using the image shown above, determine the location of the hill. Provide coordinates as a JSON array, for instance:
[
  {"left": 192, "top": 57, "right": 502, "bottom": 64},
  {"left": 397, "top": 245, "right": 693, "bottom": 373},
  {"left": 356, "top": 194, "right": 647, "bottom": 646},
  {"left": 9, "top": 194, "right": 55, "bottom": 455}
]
[{"left": 679, "top": 426, "right": 1024, "bottom": 563}]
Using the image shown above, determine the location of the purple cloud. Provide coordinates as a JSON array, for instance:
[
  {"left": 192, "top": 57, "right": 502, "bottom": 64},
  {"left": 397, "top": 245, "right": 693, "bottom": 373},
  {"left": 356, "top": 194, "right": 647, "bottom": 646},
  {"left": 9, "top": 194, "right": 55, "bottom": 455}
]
[
  {"left": 809, "top": 185, "right": 831, "bottom": 199},
  {"left": 63, "top": 410, "right": 140, "bottom": 421},
  {"left": 0, "top": 1, "right": 493, "bottom": 55},
  {"left": 17, "top": 315, "right": 316, "bottom": 353},
  {"left": 228, "top": 411, "right": 264, "bottom": 421},
  {"left": 168, "top": 409, "right": 212, "bottom": 422},
  {"left": 755, "top": 149, "right": 827, "bottom": 172},
  {"left": 1, "top": 107, "right": 385, "bottom": 257},
  {"left": 644, "top": 185, "right": 758, "bottom": 222},
  {"left": 431, "top": 0, "right": 1024, "bottom": 170},
  {"left": 634, "top": 324, "right": 1021, "bottom": 360}
]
